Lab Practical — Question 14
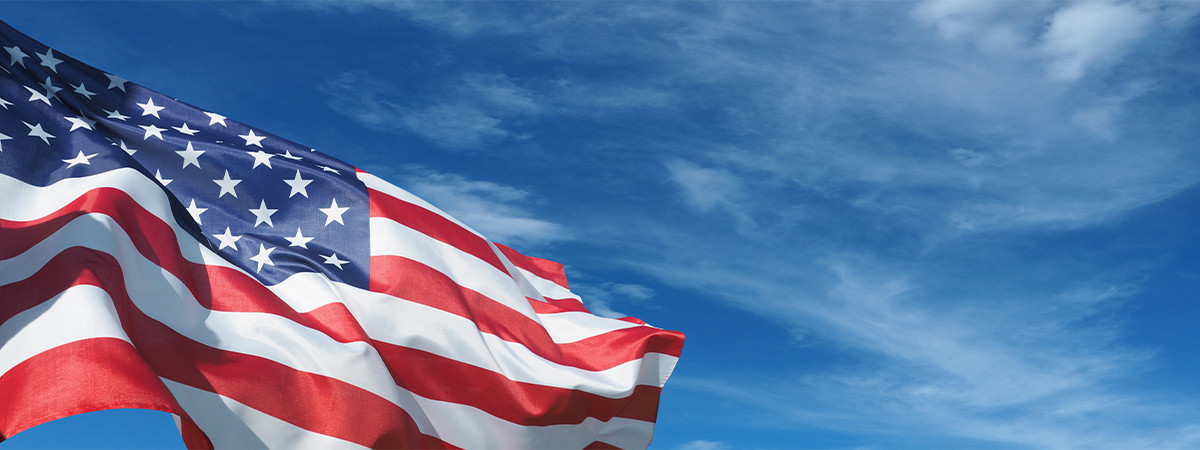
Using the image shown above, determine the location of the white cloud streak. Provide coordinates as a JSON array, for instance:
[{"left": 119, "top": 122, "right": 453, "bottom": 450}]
[
  {"left": 1041, "top": 1, "right": 1152, "bottom": 81},
  {"left": 322, "top": 71, "right": 538, "bottom": 151},
  {"left": 664, "top": 159, "right": 745, "bottom": 213},
  {"left": 322, "top": 67, "right": 673, "bottom": 151}
]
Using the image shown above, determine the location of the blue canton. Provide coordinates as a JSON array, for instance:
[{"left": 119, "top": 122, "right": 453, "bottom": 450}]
[{"left": 0, "top": 20, "right": 370, "bottom": 288}]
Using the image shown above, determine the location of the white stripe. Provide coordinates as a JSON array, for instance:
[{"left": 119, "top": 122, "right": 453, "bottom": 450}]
[
  {"left": 516, "top": 264, "right": 580, "bottom": 302},
  {"left": 162, "top": 379, "right": 368, "bottom": 450},
  {"left": 0, "top": 168, "right": 172, "bottom": 222},
  {"left": 0, "top": 285, "right": 130, "bottom": 376},
  {"left": 370, "top": 216, "right": 538, "bottom": 318},
  {"left": 538, "top": 310, "right": 644, "bottom": 344},
  {"left": 490, "top": 239, "right": 555, "bottom": 304},
  {"left": 403, "top": 390, "right": 657, "bottom": 449}
]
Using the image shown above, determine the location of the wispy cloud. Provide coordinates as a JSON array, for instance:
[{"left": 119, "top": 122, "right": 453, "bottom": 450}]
[
  {"left": 399, "top": 103, "right": 508, "bottom": 150},
  {"left": 676, "top": 440, "right": 728, "bottom": 450},
  {"left": 321, "top": 67, "right": 673, "bottom": 151},
  {"left": 911, "top": 0, "right": 1001, "bottom": 37},
  {"left": 664, "top": 159, "right": 752, "bottom": 219},
  {"left": 322, "top": 71, "right": 539, "bottom": 151},
  {"left": 548, "top": 78, "right": 674, "bottom": 115},
  {"left": 662, "top": 254, "right": 1171, "bottom": 447},
  {"left": 1040, "top": 1, "right": 1152, "bottom": 81}
]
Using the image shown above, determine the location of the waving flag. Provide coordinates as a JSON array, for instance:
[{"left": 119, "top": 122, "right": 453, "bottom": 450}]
[{"left": 0, "top": 19, "right": 682, "bottom": 449}]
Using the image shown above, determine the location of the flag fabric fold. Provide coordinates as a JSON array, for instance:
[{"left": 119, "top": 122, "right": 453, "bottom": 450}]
[{"left": 0, "top": 19, "right": 683, "bottom": 449}]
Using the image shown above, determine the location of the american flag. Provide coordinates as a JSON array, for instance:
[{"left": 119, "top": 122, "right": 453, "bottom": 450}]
[{"left": 0, "top": 19, "right": 682, "bottom": 448}]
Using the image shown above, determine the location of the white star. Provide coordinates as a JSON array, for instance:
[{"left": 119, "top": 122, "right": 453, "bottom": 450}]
[
  {"left": 24, "top": 122, "right": 54, "bottom": 145},
  {"left": 4, "top": 45, "right": 28, "bottom": 66},
  {"left": 39, "top": 77, "right": 62, "bottom": 99},
  {"left": 62, "top": 151, "right": 97, "bottom": 168},
  {"left": 319, "top": 198, "right": 349, "bottom": 226},
  {"left": 212, "top": 227, "right": 242, "bottom": 251},
  {"left": 249, "top": 244, "right": 276, "bottom": 273},
  {"left": 65, "top": 116, "right": 95, "bottom": 131},
  {"left": 240, "top": 130, "right": 266, "bottom": 147},
  {"left": 137, "top": 98, "right": 165, "bottom": 118},
  {"left": 140, "top": 124, "right": 166, "bottom": 140},
  {"left": 204, "top": 111, "right": 227, "bottom": 126},
  {"left": 0, "top": 96, "right": 11, "bottom": 109},
  {"left": 104, "top": 109, "right": 130, "bottom": 121},
  {"left": 285, "top": 228, "right": 314, "bottom": 248},
  {"left": 0, "top": 132, "right": 11, "bottom": 152},
  {"left": 155, "top": 170, "right": 172, "bottom": 186},
  {"left": 213, "top": 170, "right": 242, "bottom": 198},
  {"left": 36, "top": 49, "right": 63, "bottom": 73},
  {"left": 282, "top": 150, "right": 303, "bottom": 160},
  {"left": 249, "top": 200, "right": 278, "bottom": 227},
  {"left": 119, "top": 140, "right": 137, "bottom": 155},
  {"left": 169, "top": 123, "right": 199, "bottom": 135},
  {"left": 24, "top": 86, "right": 50, "bottom": 105},
  {"left": 248, "top": 150, "right": 274, "bottom": 169},
  {"left": 170, "top": 125, "right": 195, "bottom": 137},
  {"left": 105, "top": 73, "right": 128, "bottom": 92},
  {"left": 284, "top": 170, "right": 313, "bottom": 198},
  {"left": 186, "top": 199, "right": 208, "bottom": 225},
  {"left": 71, "top": 82, "right": 96, "bottom": 99},
  {"left": 321, "top": 253, "right": 349, "bottom": 270},
  {"left": 319, "top": 165, "right": 341, "bottom": 175},
  {"left": 176, "top": 142, "right": 205, "bottom": 169}
]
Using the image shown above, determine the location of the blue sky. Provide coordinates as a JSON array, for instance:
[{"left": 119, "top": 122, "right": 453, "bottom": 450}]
[{"left": 3, "top": 1, "right": 1200, "bottom": 448}]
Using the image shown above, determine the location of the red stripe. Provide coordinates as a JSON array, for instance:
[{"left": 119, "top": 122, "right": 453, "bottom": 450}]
[
  {"left": 179, "top": 418, "right": 213, "bottom": 450},
  {"left": 495, "top": 242, "right": 569, "bottom": 289},
  {"left": 563, "top": 327, "right": 684, "bottom": 362},
  {"left": 0, "top": 338, "right": 189, "bottom": 440},
  {"left": 371, "top": 255, "right": 684, "bottom": 368},
  {"left": 4, "top": 244, "right": 450, "bottom": 448},
  {"left": 369, "top": 187, "right": 509, "bottom": 274},
  {"left": 373, "top": 340, "right": 665, "bottom": 425},
  {"left": 529, "top": 296, "right": 591, "bottom": 314}
]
